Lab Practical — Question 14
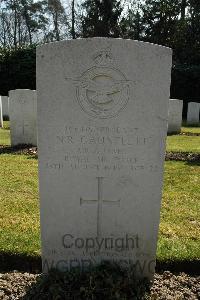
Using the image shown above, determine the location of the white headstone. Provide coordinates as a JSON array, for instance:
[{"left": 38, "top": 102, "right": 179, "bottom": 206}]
[
  {"left": 0, "top": 97, "right": 3, "bottom": 128},
  {"left": 187, "top": 102, "right": 200, "bottom": 125},
  {"left": 167, "top": 99, "right": 183, "bottom": 133},
  {"left": 0, "top": 96, "right": 9, "bottom": 119},
  {"left": 9, "top": 89, "right": 37, "bottom": 146},
  {"left": 37, "top": 38, "right": 172, "bottom": 279}
]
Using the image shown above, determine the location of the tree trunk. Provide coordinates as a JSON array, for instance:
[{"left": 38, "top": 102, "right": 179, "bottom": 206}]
[
  {"left": 181, "top": 0, "right": 187, "bottom": 20},
  {"left": 54, "top": 11, "right": 60, "bottom": 41},
  {"left": 13, "top": 0, "right": 18, "bottom": 49},
  {"left": 21, "top": 0, "right": 33, "bottom": 44},
  {"left": 71, "top": 0, "right": 75, "bottom": 39}
]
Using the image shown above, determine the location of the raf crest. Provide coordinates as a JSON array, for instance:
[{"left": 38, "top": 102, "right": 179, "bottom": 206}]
[{"left": 67, "top": 50, "right": 130, "bottom": 119}]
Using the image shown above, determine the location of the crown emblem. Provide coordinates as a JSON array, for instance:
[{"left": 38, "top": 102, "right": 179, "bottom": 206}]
[{"left": 93, "top": 49, "right": 113, "bottom": 66}]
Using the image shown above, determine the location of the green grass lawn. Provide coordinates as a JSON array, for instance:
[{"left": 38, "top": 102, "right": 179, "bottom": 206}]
[
  {"left": 0, "top": 121, "right": 11, "bottom": 146},
  {"left": 181, "top": 126, "right": 200, "bottom": 134},
  {"left": 0, "top": 154, "right": 40, "bottom": 256},
  {"left": 158, "top": 161, "right": 200, "bottom": 261},
  {"left": 0, "top": 125, "right": 199, "bottom": 262},
  {"left": 0, "top": 153, "right": 199, "bottom": 262},
  {"left": 166, "top": 135, "right": 200, "bottom": 153}
]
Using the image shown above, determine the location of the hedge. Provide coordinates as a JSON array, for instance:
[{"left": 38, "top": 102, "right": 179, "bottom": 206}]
[{"left": 0, "top": 45, "right": 199, "bottom": 118}]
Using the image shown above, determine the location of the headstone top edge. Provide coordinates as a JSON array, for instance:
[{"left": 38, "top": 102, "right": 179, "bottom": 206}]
[
  {"left": 170, "top": 98, "right": 183, "bottom": 101},
  {"left": 36, "top": 37, "right": 172, "bottom": 55},
  {"left": 9, "top": 89, "right": 34, "bottom": 91},
  {"left": 9, "top": 89, "right": 36, "bottom": 95}
]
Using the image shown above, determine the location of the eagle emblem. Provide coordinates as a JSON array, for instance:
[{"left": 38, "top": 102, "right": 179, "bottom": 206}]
[{"left": 68, "top": 50, "right": 130, "bottom": 119}]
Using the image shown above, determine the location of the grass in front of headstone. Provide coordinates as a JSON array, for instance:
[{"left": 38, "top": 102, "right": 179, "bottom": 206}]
[
  {"left": 181, "top": 126, "right": 200, "bottom": 134},
  {"left": 158, "top": 160, "right": 200, "bottom": 262},
  {"left": 166, "top": 135, "right": 200, "bottom": 153},
  {"left": 0, "top": 151, "right": 199, "bottom": 264},
  {"left": 2, "top": 121, "right": 10, "bottom": 129},
  {"left": 0, "top": 125, "right": 199, "bottom": 266},
  {"left": 0, "top": 154, "right": 40, "bottom": 256},
  {"left": 0, "top": 121, "right": 11, "bottom": 146}
]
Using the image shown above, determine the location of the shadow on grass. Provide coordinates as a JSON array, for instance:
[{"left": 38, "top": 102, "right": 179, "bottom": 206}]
[
  {"left": 1, "top": 145, "right": 200, "bottom": 164},
  {"left": 186, "top": 160, "right": 200, "bottom": 166},
  {"left": 182, "top": 121, "right": 200, "bottom": 128},
  {"left": 167, "top": 132, "right": 181, "bottom": 136},
  {"left": 0, "top": 252, "right": 41, "bottom": 273},
  {"left": 2, "top": 127, "right": 10, "bottom": 130},
  {"left": 0, "top": 144, "right": 38, "bottom": 158},
  {"left": 22, "top": 262, "right": 150, "bottom": 300},
  {"left": 0, "top": 252, "right": 200, "bottom": 276},
  {"left": 156, "top": 260, "right": 200, "bottom": 275},
  {"left": 166, "top": 151, "right": 200, "bottom": 165}
]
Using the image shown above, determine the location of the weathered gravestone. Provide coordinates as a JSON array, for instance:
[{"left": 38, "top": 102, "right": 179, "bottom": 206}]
[
  {"left": 0, "top": 96, "right": 9, "bottom": 119},
  {"left": 9, "top": 89, "right": 37, "bottom": 146},
  {"left": 187, "top": 102, "right": 200, "bottom": 125},
  {"left": 0, "top": 97, "right": 3, "bottom": 128},
  {"left": 37, "top": 38, "right": 172, "bottom": 279},
  {"left": 167, "top": 99, "right": 183, "bottom": 133}
]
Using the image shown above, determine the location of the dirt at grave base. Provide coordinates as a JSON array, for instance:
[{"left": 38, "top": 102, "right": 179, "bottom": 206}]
[{"left": 0, "top": 271, "right": 199, "bottom": 300}]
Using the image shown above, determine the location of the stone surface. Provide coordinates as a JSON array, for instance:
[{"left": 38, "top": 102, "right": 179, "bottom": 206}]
[
  {"left": 9, "top": 89, "right": 37, "bottom": 146},
  {"left": 0, "top": 97, "right": 3, "bottom": 128},
  {"left": 37, "top": 38, "right": 172, "bottom": 279},
  {"left": 187, "top": 102, "right": 200, "bottom": 125},
  {"left": 168, "top": 99, "right": 183, "bottom": 133},
  {"left": 1, "top": 96, "right": 9, "bottom": 119}
]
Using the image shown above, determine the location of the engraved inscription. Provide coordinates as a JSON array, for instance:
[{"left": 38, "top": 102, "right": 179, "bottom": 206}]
[{"left": 45, "top": 124, "right": 159, "bottom": 173}]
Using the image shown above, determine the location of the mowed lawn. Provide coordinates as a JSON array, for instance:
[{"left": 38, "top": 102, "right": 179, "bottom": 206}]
[
  {"left": 166, "top": 125, "right": 200, "bottom": 153},
  {"left": 0, "top": 125, "right": 199, "bottom": 261},
  {"left": 158, "top": 161, "right": 200, "bottom": 261},
  {"left": 181, "top": 126, "right": 200, "bottom": 134},
  {"left": 0, "top": 154, "right": 40, "bottom": 255},
  {"left": 0, "top": 121, "right": 11, "bottom": 146},
  {"left": 166, "top": 135, "right": 200, "bottom": 153}
]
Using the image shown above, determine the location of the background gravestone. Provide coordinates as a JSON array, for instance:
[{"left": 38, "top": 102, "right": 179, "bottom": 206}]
[
  {"left": 187, "top": 102, "right": 200, "bottom": 125},
  {"left": 9, "top": 89, "right": 37, "bottom": 146},
  {"left": 37, "top": 38, "right": 172, "bottom": 279},
  {"left": 0, "top": 96, "right": 9, "bottom": 120},
  {"left": 168, "top": 99, "right": 183, "bottom": 133},
  {"left": 0, "top": 97, "right": 3, "bottom": 128}
]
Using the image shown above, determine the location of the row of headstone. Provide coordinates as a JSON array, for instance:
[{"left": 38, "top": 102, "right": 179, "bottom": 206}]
[
  {"left": 167, "top": 99, "right": 200, "bottom": 133},
  {"left": 1, "top": 92, "right": 198, "bottom": 144},
  {"left": 1, "top": 39, "right": 199, "bottom": 281},
  {"left": 0, "top": 90, "right": 37, "bottom": 145},
  {"left": 0, "top": 97, "right": 3, "bottom": 128},
  {"left": 0, "top": 96, "right": 9, "bottom": 119},
  {"left": 167, "top": 99, "right": 183, "bottom": 133},
  {"left": 187, "top": 102, "right": 200, "bottom": 125},
  {"left": 9, "top": 89, "right": 37, "bottom": 146}
]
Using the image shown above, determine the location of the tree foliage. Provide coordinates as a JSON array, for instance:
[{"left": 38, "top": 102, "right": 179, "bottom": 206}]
[
  {"left": 0, "top": 0, "right": 199, "bottom": 113},
  {"left": 81, "top": 0, "right": 122, "bottom": 37},
  {"left": 0, "top": 46, "right": 36, "bottom": 95}
]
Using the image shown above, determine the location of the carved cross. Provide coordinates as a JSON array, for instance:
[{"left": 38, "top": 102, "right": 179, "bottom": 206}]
[
  {"left": 80, "top": 177, "right": 120, "bottom": 238},
  {"left": 18, "top": 120, "right": 29, "bottom": 135}
]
